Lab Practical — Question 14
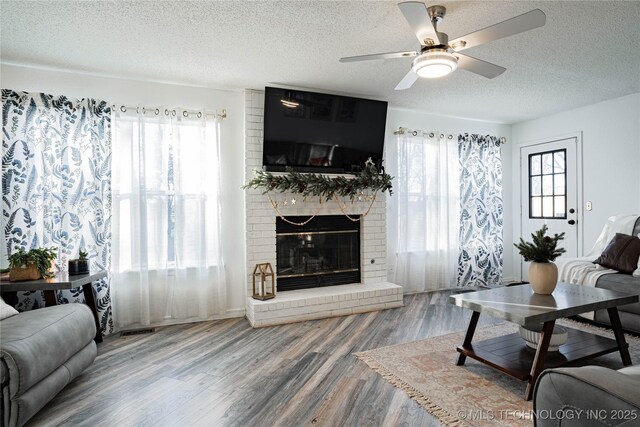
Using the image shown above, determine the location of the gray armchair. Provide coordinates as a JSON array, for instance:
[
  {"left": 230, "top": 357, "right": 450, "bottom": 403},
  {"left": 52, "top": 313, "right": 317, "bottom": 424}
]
[
  {"left": 534, "top": 365, "right": 640, "bottom": 426},
  {"left": 1, "top": 303, "right": 97, "bottom": 427}
]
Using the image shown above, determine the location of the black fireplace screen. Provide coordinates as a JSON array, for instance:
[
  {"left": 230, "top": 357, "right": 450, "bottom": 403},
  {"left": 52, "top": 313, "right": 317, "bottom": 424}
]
[{"left": 276, "top": 216, "right": 360, "bottom": 291}]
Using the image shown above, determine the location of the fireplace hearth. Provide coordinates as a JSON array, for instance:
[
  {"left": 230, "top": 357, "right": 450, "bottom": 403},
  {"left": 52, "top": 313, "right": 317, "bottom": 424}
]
[{"left": 276, "top": 215, "right": 360, "bottom": 291}]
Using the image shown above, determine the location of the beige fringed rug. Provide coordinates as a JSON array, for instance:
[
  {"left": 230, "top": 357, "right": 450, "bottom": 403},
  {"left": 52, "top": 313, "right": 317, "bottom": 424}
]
[{"left": 355, "top": 320, "right": 640, "bottom": 427}]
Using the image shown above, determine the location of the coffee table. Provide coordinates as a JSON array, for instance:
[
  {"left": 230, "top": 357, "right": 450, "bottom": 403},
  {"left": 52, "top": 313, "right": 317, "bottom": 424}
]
[{"left": 448, "top": 282, "right": 638, "bottom": 400}]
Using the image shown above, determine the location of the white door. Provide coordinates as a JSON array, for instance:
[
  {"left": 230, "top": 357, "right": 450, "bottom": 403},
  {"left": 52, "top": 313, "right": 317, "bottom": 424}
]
[{"left": 520, "top": 137, "right": 579, "bottom": 280}]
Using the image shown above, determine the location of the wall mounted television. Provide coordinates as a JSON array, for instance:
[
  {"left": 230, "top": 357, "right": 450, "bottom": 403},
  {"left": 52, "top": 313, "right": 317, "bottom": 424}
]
[{"left": 263, "top": 86, "right": 388, "bottom": 174}]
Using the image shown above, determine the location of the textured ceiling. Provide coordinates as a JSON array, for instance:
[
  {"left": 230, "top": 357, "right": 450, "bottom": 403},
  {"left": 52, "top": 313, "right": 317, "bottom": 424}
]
[{"left": 1, "top": 1, "right": 639, "bottom": 123}]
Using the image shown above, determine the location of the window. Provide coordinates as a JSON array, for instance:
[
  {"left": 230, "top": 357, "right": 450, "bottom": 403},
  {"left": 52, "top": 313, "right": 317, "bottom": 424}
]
[
  {"left": 399, "top": 136, "right": 459, "bottom": 253},
  {"left": 394, "top": 133, "right": 461, "bottom": 293},
  {"left": 529, "top": 149, "right": 566, "bottom": 219},
  {"left": 112, "top": 112, "right": 222, "bottom": 273}
]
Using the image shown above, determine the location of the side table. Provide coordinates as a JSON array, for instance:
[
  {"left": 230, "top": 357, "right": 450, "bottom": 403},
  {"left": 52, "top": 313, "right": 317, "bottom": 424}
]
[{"left": 0, "top": 271, "right": 107, "bottom": 343}]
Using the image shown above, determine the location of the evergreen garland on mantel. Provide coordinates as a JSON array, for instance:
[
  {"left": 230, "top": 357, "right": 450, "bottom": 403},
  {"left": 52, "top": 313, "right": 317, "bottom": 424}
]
[{"left": 243, "top": 165, "right": 393, "bottom": 200}]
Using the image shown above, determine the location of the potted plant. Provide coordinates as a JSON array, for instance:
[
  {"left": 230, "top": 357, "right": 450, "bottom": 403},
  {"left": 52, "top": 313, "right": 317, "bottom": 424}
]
[
  {"left": 514, "top": 225, "right": 566, "bottom": 294},
  {"left": 68, "top": 249, "right": 90, "bottom": 275},
  {"left": 8, "top": 247, "right": 58, "bottom": 281}
]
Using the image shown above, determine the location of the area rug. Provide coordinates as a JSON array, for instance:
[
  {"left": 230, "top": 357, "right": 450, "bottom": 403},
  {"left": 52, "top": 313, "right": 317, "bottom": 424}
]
[{"left": 355, "top": 320, "right": 640, "bottom": 427}]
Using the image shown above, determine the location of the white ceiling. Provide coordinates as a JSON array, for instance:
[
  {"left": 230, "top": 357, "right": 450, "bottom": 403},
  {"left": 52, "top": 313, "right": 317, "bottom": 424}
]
[{"left": 1, "top": 1, "right": 639, "bottom": 123}]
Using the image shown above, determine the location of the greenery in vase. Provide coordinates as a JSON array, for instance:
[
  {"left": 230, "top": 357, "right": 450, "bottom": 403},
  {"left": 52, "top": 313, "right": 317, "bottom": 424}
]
[
  {"left": 78, "top": 250, "right": 88, "bottom": 260},
  {"left": 514, "top": 225, "right": 566, "bottom": 263},
  {"left": 8, "top": 247, "right": 58, "bottom": 278}
]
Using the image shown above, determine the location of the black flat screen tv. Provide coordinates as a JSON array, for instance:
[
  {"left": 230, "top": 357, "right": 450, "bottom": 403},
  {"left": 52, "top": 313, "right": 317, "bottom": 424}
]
[{"left": 263, "top": 86, "right": 388, "bottom": 174}]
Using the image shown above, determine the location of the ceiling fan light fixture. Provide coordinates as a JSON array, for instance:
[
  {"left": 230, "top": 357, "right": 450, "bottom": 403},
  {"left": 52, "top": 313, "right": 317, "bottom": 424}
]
[{"left": 411, "top": 51, "right": 458, "bottom": 78}]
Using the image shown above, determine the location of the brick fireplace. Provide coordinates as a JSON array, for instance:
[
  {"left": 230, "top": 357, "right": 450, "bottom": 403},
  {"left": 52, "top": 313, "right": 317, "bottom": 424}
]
[{"left": 244, "top": 90, "right": 403, "bottom": 327}]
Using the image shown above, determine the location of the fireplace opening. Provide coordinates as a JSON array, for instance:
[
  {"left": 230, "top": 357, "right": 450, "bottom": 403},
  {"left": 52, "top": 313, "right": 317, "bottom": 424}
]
[{"left": 276, "top": 215, "right": 360, "bottom": 291}]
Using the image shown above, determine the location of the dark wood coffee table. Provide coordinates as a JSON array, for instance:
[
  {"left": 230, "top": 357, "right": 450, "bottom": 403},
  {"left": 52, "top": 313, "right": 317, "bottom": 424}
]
[{"left": 449, "top": 282, "right": 638, "bottom": 400}]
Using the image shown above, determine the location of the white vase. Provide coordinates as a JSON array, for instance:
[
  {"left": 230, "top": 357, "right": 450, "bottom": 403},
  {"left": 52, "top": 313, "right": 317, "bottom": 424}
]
[
  {"left": 518, "top": 324, "right": 568, "bottom": 351},
  {"left": 529, "top": 261, "right": 558, "bottom": 294}
]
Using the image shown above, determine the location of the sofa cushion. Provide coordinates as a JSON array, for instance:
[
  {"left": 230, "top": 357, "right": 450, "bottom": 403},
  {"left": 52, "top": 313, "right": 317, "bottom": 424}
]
[
  {"left": 594, "top": 309, "right": 640, "bottom": 335},
  {"left": 618, "top": 365, "right": 640, "bottom": 380},
  {"left": 594, "top": 233, "right": 640, "bottom": 274},
  {"left": 595, "top": 273, "right": 640, "bottom": 316},
  {"left": 0, "top": 304, "right": 96, "bottom": 398}
]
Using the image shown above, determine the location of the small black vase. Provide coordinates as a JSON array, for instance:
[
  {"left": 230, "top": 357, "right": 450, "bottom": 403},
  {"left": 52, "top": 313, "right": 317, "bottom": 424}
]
[{"left": 68, "top": 259, "right": 89, "bottom": 275}]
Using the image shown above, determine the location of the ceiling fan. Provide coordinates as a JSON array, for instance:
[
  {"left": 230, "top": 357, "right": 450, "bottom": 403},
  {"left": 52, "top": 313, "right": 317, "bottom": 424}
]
[{"left": 340, "top": 2, "right": 546, "bottom": 90}]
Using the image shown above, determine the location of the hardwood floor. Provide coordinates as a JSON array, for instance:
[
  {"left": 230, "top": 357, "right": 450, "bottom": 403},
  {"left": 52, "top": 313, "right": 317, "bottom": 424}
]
[{"left": 28, "top": 291, "right": 502, "bottom": 427}]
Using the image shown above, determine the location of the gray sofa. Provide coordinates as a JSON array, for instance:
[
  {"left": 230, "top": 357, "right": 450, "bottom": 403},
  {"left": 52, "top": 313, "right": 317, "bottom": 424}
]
[
  {"left": 533, "top": 218, "right": 640, "bottom": 426},
  {"left": 593, "top": 217, "right": 640, "bottom": 334},
  {"left": 534, "top": 365, "right": 640, "bottom": 426},
  {"left": 1, "top": 304, "right": 97, "bottom": 427}
]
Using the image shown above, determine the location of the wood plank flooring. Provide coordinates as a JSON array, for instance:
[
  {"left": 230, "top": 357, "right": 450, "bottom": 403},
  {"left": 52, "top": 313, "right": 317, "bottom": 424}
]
[{"left": 28, "top": 291, "right": 502, "bottom": 427}]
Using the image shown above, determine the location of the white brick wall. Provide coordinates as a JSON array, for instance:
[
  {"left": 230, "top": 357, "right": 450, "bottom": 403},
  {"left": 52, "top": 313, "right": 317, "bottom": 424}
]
[{"left": 244, "top": 89, "right": 396, "bottom": 326}]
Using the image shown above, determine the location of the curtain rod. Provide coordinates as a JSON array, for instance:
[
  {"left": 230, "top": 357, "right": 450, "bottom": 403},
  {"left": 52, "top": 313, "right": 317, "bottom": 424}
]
[
  {"left": 113, "top": 105, "right": 227, "bottom": 120},
  {"left": 393, "top": 127, "right": 456, "bottom": 140},
  {"left": 394, "top": 127, "right": 507, "bottom": 144}
]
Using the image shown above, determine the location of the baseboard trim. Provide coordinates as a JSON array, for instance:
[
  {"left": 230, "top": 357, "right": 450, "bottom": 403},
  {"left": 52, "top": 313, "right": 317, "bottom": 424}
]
[{"left": 111, "top": 308, "right": 246, "bottom": 333}]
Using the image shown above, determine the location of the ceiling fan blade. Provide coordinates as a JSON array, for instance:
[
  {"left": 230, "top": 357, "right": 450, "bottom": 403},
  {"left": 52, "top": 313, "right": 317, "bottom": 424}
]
[
  {"left": 339, "top": 50, "right": 418, "bottom": 63},
  {"left": 455, "top": 53, "right": 506, "bottom": 79},
  {"left": 394, "top": 70, "right": 419, "bottom": 90},
  {"left": 398, "top": 1, "right": 442, "bottom": 46},
  {"left": 449, "top": 9, "right": 546, "bottom": 51}
]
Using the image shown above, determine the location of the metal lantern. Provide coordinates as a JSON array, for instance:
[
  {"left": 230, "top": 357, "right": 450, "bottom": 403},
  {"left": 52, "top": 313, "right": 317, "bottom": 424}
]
[{"left": 252, "top": 262, "right": 276, "bottom": 300}]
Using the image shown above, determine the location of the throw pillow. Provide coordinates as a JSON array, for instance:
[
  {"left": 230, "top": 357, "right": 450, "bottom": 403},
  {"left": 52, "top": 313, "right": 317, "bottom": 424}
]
[
  {"left": 0, "top": 297, "right": 19, "bottom": 320},
  {"left": 594, "top": 233, "right": 640, "bottom": 274}
]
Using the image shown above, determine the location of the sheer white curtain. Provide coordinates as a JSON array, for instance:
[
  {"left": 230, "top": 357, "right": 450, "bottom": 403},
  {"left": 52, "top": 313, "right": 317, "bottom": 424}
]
[
  {"left": 391, "top": 132, "right": 460, "bottom": 292},
  {"left": 111, "top": 108, "right": 226, "bottom": 328}
]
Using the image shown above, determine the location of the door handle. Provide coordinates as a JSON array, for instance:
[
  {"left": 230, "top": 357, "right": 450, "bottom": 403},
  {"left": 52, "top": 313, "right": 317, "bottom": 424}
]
[{"left": 568, "top": 219, "right": 576, "bottom": 225}]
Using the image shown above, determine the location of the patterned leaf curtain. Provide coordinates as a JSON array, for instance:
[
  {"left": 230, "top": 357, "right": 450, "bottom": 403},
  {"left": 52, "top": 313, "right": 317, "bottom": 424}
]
[
  {"left": 1, "top": 90, "right": 113, "bottom": 334},
  {"left": 457, "top": 134, "right": 504, "bottom": 287}
]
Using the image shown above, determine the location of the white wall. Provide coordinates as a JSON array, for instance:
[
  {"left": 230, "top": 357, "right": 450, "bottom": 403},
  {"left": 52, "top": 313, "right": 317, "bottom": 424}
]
[
  {"left": 1, "top": 64, "right": 247, "bottom": 314},
  {"left": 511, "top": 93, "right": 640, "bottom": 273},
  {"left": 384, "top": 108, "right": 515, "bottom": 283},
  {"left": 0, "top": 62, "right": 537, "bottom": 295}
]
